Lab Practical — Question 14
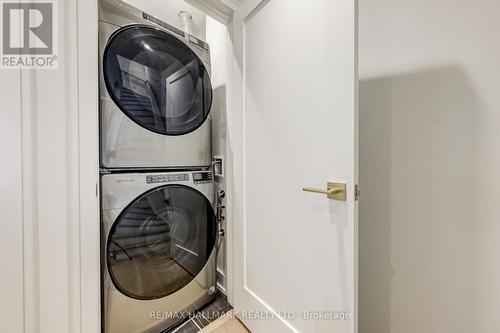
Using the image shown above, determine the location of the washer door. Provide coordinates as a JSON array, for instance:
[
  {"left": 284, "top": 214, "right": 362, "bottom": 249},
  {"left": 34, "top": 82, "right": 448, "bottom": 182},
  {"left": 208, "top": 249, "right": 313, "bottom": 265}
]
[
  {"left": 106, "top": 185, "right": 216, "bottom": 300},
  {"left": 103, "top": 25, "right": 212, "bottom": 136}
]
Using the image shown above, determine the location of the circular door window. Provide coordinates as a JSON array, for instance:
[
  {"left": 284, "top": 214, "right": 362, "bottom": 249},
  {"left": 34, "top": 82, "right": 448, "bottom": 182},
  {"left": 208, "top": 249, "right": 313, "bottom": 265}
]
[
  {"left": 107, "top": 185, "right": 216, "bottom": 300},
  {"left": 103, "top": 25, "right": 212, "bottom": 136}
]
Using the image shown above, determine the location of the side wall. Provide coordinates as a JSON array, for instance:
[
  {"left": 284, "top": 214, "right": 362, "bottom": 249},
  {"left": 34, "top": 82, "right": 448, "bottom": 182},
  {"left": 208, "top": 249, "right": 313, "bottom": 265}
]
[
  {"left": 359, "top": 1, "right": 500, "bottom": 332},
  {"left": 206, "top": 15, "right": 229, "bottom": 294}
]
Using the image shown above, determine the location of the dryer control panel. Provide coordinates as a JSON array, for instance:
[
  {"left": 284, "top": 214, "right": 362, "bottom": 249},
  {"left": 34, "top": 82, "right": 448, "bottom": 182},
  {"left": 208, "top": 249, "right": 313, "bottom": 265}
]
[{"left": 193, "top": 172, "right": 213, "bottom": 184}]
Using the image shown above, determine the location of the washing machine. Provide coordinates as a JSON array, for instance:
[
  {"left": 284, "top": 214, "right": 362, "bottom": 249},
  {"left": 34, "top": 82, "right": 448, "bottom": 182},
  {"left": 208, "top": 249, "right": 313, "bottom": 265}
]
[
  {"left": 99, "top": 0, "right": 213, "bottom": 169},
  {"left": 101, "top": 170, "right": 218, "bottom": 333}
]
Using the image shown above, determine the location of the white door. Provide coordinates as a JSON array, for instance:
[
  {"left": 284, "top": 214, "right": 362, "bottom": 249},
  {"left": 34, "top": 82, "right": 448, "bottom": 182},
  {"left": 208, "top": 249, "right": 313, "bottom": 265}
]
[{"left": 229, "top": 0, "right": 358, "bottom": 332}]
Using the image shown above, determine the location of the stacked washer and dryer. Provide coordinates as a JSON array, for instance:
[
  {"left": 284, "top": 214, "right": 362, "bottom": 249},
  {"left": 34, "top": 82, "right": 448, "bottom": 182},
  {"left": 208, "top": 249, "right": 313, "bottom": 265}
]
[{"left": 98, "top": 0, "right": 218, "bottom": 332}]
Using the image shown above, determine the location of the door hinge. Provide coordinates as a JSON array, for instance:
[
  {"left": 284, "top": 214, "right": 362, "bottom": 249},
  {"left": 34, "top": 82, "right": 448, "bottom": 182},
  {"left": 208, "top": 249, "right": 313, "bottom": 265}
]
[{"left": 354, "top": 184, "right": 360, "bottom": 201}]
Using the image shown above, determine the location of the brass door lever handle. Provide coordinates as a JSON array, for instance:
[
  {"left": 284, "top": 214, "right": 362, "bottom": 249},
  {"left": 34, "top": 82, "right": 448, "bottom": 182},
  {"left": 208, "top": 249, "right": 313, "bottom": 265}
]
[
  {"left": 302, "top": 182, "right": 347, "bottom": 201},
  {"left": 302, "top": 187, "right": 342, "bottom": 195}
]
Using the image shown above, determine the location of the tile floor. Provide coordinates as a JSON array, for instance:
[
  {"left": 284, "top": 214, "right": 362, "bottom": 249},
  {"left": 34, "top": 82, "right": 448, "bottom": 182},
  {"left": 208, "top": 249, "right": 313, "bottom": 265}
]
[{"left": 164, "top": 292, "right": 233, "bottom": 333}]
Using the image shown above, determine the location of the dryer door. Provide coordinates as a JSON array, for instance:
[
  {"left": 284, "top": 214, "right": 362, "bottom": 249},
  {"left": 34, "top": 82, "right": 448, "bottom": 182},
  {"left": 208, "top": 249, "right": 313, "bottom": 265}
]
[
  {"left": 103, "top": 25, "right": 212, "bottom": 136},
  {"left": 106, "top": 185, "right": 216, "bottom": 300}
]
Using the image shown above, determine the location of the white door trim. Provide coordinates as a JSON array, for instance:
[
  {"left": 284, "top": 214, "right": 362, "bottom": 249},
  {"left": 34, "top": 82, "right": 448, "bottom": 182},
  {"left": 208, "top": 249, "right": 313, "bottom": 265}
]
[{"left": 77, "top": 0, "right": 100, "bottom": 332}]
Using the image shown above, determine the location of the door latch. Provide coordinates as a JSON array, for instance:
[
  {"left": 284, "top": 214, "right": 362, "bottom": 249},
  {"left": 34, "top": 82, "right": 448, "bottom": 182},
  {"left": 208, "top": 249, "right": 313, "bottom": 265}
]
[{"left": 355, "top": 184, "right": 360, "bottom": 201}]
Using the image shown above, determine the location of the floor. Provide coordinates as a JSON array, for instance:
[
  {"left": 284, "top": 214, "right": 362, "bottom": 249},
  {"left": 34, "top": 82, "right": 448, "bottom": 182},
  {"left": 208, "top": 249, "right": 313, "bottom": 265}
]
[
  {"left": 198, "top": 311, "right": 250, "bottom": 333},
  {"left": 164, "top": 292, "right": 241, "bottom": 333}
]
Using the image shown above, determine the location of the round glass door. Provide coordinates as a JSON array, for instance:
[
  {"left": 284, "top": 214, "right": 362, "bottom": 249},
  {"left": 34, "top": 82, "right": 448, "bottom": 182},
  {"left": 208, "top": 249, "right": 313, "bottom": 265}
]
[
  {"left": 107, "top": 185, "right": 216, "bottom": 300},
  {"left": 103, "top": 25, "right": 212, "bottom": 135}
]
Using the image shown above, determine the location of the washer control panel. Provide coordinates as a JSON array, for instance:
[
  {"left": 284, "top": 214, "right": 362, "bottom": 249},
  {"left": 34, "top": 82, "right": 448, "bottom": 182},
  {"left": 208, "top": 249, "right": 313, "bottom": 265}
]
[
  {"left": 146, "top": 173, "right": 189, "bottom": 184},
  {"left": 193, "top": 171, "right": 213, "bottom": 184}
]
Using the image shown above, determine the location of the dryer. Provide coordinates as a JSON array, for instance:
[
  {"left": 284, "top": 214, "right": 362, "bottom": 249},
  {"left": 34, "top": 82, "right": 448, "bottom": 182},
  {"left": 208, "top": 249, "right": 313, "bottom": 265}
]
[
  {"left": 99, "top": 0, "right": 213, "bottom": 169},
  {"left": 101, "top": 170, "right": 217, "bottom": 333}
]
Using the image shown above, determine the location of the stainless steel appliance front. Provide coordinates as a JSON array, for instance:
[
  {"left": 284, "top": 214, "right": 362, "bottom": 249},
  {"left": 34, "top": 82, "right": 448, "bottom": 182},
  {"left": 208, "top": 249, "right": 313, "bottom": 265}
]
[
  {"left": 101, "top": 171, "right": 217, "bottom": 333},
  {"left": 99, "top": 0, "right": 213, "bottom": 169}
]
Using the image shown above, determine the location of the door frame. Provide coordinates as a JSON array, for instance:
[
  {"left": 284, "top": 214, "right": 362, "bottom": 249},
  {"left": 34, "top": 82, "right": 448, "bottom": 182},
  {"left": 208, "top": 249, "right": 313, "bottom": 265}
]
[{"left": 76, "top": 2, "right": 242, "bottom": 332}]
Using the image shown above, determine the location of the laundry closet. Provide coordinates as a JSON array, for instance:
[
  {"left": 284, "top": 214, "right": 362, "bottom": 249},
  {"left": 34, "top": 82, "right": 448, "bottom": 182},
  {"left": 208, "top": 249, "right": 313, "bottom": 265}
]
[{"left": 97, "top": 0, "right": 230, "bottom": 331}]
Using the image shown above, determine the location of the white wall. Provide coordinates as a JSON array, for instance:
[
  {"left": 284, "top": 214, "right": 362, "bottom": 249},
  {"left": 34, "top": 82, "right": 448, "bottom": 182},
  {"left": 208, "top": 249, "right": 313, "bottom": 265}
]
[
  {"left": 206, "top": 16, "right": 227, "bottom": 88},
  {"left": 0, "top": 1, "right": 100, "bottom": 332},
  {"left": 126, "top": 0, "right": 207, "bottom": 39},
  {"left": 206, "top": 16, "right": 229, "bottom": 293},
  {"left": 359, "top": 1, "right": 500, "bottom": 332},
  {"left": 0, "top": 58, "right": 23, "bottom": 333}
]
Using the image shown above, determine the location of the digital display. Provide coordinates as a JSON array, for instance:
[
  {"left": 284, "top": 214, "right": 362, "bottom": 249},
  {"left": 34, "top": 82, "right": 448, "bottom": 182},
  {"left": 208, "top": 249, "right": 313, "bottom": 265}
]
[{"left": 193, "top": 172, "right": 212, "bottom": 183}]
